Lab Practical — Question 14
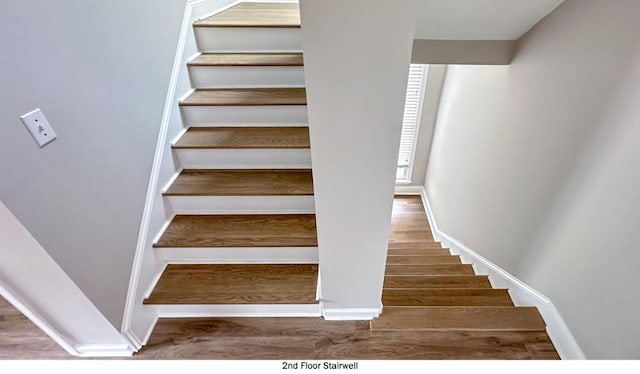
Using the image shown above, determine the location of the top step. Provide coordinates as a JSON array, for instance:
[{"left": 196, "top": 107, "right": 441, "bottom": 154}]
[{"left": 194, "top": 2, "right": 301, "bottom": 28}]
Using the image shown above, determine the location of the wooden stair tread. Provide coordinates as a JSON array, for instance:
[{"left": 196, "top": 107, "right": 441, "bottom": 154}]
[
  {"left": 194, "top": 2, "right": 300, "bottom": 28},
  {"left": 385, "top": 265, "right": 476, "bottom": 276},
  {"left": 384, "top": 275, "right": 491, "bottom": 288},
  {"left": 387, "top": 248, "right": 451, "bottom": 256},
  {"left": 154, "top": 215, "right": 317, "bottom": 248},
  {"left": 388, "top": 243, "right": 444, "bottom": 250},
  {"left": 145, "top": 264, "right": 317, "bottom": 304},
  {"left": 189, "top": 53, "right": 304, "bottom": 67},
  {"left": 173, "top": 127, "right": 310, "bottom": 149},
  {"left": 164, "top": 169, "right": 313, "bottom": 196},
  {"left": 382, "top": 289, "right": 513, "bottom": 307},
  {"left": 370, "top": 307, "right": 546, "bottom": 331},
  {"left": 387, "top": 255, "right": 461, "bottom": 265},
  {"left": 180, "top": 88, "right": 307, "bottom": 106}
]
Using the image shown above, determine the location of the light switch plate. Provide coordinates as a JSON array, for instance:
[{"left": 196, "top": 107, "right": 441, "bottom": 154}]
[{"left": 20, "top": 108, "right": 57, "bottom": 148}]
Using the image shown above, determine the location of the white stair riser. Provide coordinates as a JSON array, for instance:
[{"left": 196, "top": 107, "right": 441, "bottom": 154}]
[
  {"left": 174, "top": 148, "right": 312, "bottom": 169},
  {"left": 167, "top": 195, "right": 315, "bottom": 214},
  {"left": 154, "top": 304, "right": 321, "bottom": 318},
  {"left": 156, "top": 247, "right": 319, "bottom": 264},
  {"left": 189, "top": 66, "right": 305, "bottom": 88},
  {"left": 195, "top": 27, "right": 302, "bottom": 53},
  {"left": 182, "top": 105, "right": 308, "bottom": 126}
]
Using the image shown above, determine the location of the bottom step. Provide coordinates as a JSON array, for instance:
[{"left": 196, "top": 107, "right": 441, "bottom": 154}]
[
  {"left": 370, "top": 306, "right": 546, "bottom": 331},
  {"left": 145, "top": 264, "right": 318, "bottom": 305}
]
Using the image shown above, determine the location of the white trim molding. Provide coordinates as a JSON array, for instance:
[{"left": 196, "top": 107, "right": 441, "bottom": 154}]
[
  {"left": 417, "top": 187, "right": 585, "bottom": 360},
  {"left": 0, "top": 202, "right": 134, "bottom": 357},
  {"left": 321, "top": 303, "right": 383, "bottom": 321},
  {"left": 74, "top": 344, "right": 134, "bottom": 358}
]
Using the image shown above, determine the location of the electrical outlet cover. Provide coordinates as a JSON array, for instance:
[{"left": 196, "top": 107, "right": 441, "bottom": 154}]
[{"left": 20, "top": 108, "right": 57, "bottom": 148}]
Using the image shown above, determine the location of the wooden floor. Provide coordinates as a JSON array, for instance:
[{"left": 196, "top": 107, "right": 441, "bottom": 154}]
[
  {"left": 0, "top": 296, "right": 69, "bottom": 359},
  {"left": 0, "top": 197, "right": 559, "bottom": 359}
]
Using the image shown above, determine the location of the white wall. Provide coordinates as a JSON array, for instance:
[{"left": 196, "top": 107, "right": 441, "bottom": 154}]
[
  {"left": 0, "top": 202, "right": 131, "bottom": 356},
  {"left": 299, "top": 0, "right": 416, "bottom": 314},
  {"left": 0, "top": 0, "right": 186, "bottom": 328},
  {"left": 426, "top": 0, "right": 640, "bottom": 358}
]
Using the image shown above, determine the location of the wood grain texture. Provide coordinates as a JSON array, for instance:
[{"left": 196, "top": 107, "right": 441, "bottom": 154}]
[
  {"left": 139, "top": 318, "right": 558, "bottom": 359},
  {"left": 385, "top": 264, "right": 476, "bottom": 276},
  {"left": 173, "top": 127, "right": 310, "bottom": 149},
  {"left": 193, "top": 2, "right": 301, "bottom": 28},
  {"left": 145, "top": 264, "right": 318, "bottom": 305},
  {"left": 154, "top": 214, "right": 317, "bottom": 248},
  {"left": 374, "top": 197, "right": 555, "bottom": 355},
  {"left": 180, "top": 88, "right": 307, "bottom": 106},
  {"left": 382, "top": 289, "right": 514, "bottom": 306},
  {"left": 388, "top": 242, "right": 444, "bottom": 250},
  {"left": 384, "top": 275, "right": 492, "bottom": 288},
  {"left": 0, "top": 297, "right": 70, "bottom": 359},
  {"left": 386, "top": 255, "right": 462, "bottom": 265},
  {"left": 164, "top": 169, "right": 313, "bottom": 196},
  {"left": 188, "top": 53, "right": 304, "bottom": 66},
  {"left": 387, "top": 248, "right": 450, "bottom": 256},
  {"left": 371, "top": 307, "right": 547, "bottom": 332}
]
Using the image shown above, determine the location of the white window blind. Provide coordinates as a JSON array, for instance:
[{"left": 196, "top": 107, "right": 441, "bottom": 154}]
[{"left": 397, "top": 64, "right": 427, "bottom": 182}]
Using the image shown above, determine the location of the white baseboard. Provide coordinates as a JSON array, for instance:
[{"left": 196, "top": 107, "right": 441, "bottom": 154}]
[
  {"left": 75, "top": 344, "right": 133, "bottom": 358},
  {"left": 122, "top": 328, "right": 144, "bottom": 351},
  {"left": 420, "top": 187, "right": 585, "bottom": 360},
  {"left": 394, "top": 185, "right": 425, "bottom": 195},
  {"left": 321, "top": 304, "right": 382, "bottom": 321}
]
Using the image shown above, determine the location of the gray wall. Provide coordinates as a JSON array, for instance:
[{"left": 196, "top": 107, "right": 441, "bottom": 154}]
[
  {"left": 412, "top": 40, "right": 515, "bottom": 65},
  {"left": 0, "top": 0, "right": 186, "bottom": 328},
  {"left": 300, "top": 0, "right": 416, "bottom": 312},
  {"left": 425, "top": 0, "right": 640, "bottom": 358}
]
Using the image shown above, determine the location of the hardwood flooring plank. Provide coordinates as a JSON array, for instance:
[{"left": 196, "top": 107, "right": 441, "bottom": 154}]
[
  {"left": 387, "top": 255, "right": 462, "bottom": 265},
  {"left": 388, "top": 242, "right": 445, "bottom": 250},
  {"left": 387, "top": 248, "right": 450, "bottom": 256},
  {"left": 173, "top": 127, "right": 310, "bottom": 149},
  {"left": 154, "top": 214, "right": 317, "bottom": 248},
  {"left": 384, "top": 275, "right": 492, "bottom": 288},
  {"left": 371, "top": 307, "right": 547, "bottom": 331},
  {"left": 164, "top": 169, "right": 313, "bottom": 196},
  {"left": 0, "top": 297, "right": 70, "bottom": 359},
  {"left": 382, "top": 289, "right": 514, "bottom": 306},
  {"left": 385, "top": 265, "right": 476, "bottom": 276},
  {"left": 139, "top": 317, "right": 558, "bottom": 360}
]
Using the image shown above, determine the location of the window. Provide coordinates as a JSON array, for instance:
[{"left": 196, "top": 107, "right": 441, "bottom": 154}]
[{"left": 396, "top": 64, "right": 428, "bottom": 183}]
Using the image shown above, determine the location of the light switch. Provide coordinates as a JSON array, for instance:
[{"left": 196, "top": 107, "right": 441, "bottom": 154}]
[{"left": 20, "top": 108, "right": 57, "bottom": 148}]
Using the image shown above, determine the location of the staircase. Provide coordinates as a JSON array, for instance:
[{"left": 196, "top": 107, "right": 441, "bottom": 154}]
[
  {"left": 133, "top": 2, "right": 558, "bottom": 358},
  {"left": 372, "top": 196, "right": 553, "bottom": 340},
  {"left": 144, "top": 2, "right": 319, "bottom": 318}
]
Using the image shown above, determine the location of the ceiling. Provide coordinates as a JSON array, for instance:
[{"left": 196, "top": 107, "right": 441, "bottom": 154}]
[{"left": 415, "top": 0, "right": 564, "bottom": 40}]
